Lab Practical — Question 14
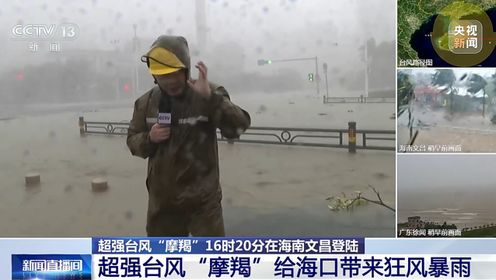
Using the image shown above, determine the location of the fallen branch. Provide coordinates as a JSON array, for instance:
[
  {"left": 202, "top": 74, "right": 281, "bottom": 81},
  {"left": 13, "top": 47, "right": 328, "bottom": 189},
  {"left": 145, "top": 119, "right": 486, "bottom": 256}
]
[
  {"left": 327, "top": 185, "right": 395, "bottom": 212},
  {"left": 358, "top": 185, "right": 395, "bottom": 212}
]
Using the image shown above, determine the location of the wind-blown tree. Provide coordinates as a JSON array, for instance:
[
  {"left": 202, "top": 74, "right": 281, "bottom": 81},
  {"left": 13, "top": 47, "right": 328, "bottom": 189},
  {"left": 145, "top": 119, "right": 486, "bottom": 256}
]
[
  {"left": 432, "top": 69, "right": 456, "bottom": 114},
  {"left": 397, "top": 71, "right": 414, "bottom": 114},
  {"left": 397, "top": 70, "right": 415, "bottom": 140},
  {"left": 467, "top": 74, "right": 488, "bottom": 116},
  {"left": 487, "top": 71, "right": 496, "bottom": 123},
  {"left": 467, "top": 74, "right": 488, "bottom": 93}
]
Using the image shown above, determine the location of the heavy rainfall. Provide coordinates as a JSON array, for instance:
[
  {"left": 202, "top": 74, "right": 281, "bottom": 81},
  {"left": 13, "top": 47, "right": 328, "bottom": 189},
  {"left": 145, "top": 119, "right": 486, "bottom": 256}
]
[
  {"left": 0, "top": 0, "right": 395, "bottom": 236},
  {"left": 398, "top": 68, "right": 496, "bottom": 152}
]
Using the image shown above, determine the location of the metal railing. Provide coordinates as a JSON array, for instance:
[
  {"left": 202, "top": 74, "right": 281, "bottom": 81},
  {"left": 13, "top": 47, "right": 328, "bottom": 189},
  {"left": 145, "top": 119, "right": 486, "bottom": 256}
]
[
  {"left": 79, "top": 117, "right": 395, "bottom": 152},
  {"left": 217, "top": 126, "right": 395, "bottom": 151},
  {"left": 323, "top": 96, "right": 395, "bottom": 104},
  {"left": 79, "top": 119, "right": 130, "bottom": 136}
]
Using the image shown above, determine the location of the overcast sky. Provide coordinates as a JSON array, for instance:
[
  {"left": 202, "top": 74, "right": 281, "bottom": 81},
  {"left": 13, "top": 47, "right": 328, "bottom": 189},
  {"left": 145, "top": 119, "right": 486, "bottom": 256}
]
[
  {"left": 0, "top": 0, "right": 395, "bottom": 72},
  {"left": 398, "top": 155, "right": 496, "bottom": 191}
]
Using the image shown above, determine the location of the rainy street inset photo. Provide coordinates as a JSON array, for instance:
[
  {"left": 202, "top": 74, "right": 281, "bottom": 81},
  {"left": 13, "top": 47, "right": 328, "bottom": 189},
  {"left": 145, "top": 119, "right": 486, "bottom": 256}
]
[{"left": 398, "top": 68, "right": 496, "bottom": 153}]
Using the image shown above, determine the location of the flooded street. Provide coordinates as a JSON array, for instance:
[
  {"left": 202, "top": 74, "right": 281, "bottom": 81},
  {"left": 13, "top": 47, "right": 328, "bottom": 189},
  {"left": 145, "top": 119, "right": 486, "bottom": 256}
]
[
  {"left": 0, "top": 92, "right": 395, "bottom": 237},
  {"left": 398, "top": 98, "right": 496, "bottom": 152}
]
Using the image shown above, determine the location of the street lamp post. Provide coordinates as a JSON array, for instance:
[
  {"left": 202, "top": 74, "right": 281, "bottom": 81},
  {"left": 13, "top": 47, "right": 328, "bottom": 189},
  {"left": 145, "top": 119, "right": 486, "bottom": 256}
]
[
  {"left": 315, "top": 56, "right": 320, "bottom": 96},
  {"left": 323, "top": 62, "right": 329, "bottom": 101}
]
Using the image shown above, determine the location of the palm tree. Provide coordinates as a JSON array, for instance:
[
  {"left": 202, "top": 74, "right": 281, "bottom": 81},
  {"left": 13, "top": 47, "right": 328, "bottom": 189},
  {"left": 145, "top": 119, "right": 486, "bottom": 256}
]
[
  {"left": 432, "top": 69, "right": 456, "bottom": 114},
  {"left": 466, "top": 73, "right": 488, "bottom": 117},
  {"left": 398, "top": 71, "right": 415, "bottom": 139}
]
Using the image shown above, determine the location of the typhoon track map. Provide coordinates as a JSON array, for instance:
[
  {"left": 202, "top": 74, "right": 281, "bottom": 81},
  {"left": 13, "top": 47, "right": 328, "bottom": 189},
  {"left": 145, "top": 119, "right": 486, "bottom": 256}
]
[{"left": 398, "top": 0, "right": 496, "bottom": 67}]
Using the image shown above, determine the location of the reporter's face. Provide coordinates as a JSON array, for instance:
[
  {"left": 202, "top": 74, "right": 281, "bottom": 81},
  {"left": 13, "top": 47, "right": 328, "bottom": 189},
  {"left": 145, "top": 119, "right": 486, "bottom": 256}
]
[{"left": 154, "top": 69, "right": 187, "bottom": 97}]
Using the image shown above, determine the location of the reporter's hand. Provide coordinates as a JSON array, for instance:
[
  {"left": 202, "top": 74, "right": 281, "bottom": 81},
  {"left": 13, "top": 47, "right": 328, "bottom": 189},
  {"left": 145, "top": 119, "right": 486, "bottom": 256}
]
[
  {"left": 187, "top": 61, "right": 211, "bottom": 99},
  {"left": 149, "top": 123, "right": 171, "bottom": 143}
]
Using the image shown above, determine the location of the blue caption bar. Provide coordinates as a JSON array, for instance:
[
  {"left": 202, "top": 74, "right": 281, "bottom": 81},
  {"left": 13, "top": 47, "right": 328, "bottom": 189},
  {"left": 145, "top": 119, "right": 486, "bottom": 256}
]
[
  {"left": 92, "top": 237, "right": 364, "bottom": 254},
  {"left": 12, "top": 254, "right": 92, "bottom": 280}
]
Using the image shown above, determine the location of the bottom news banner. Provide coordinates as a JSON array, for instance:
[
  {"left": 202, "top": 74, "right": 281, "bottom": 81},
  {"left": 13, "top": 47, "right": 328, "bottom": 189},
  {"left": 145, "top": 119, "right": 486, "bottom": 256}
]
[{"left": 1, "top": 237, "right": 495, "bottom": 279}]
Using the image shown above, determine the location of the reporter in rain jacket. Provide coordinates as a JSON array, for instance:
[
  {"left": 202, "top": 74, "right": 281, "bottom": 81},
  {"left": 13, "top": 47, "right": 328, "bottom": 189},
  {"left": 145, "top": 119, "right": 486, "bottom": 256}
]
[{"left": 127, "top": 35, "right": 251, "bottom": 236}]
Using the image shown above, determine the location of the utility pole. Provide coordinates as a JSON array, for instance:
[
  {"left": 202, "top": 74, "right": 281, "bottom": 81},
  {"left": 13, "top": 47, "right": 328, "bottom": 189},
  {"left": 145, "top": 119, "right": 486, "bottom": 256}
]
[
  {"left": 323, "top": 62, "right": 329, "bottom": 100},
  {"left": 315, "top": 56, "right": 320, "bottom": 97}
]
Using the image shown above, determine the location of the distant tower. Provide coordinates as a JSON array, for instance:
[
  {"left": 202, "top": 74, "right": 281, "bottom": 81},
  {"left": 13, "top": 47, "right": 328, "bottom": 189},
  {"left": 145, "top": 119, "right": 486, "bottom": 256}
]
[
  {"left": 196, "top": 0, "right": 207, "bottom": 49},
  {"left": 133, "top": 24, "right": 139, "bottom": 97}
]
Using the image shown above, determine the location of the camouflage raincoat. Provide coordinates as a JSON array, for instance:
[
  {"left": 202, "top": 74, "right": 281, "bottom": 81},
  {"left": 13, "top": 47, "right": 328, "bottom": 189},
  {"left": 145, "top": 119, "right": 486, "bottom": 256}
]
[{"left": 127, "top": 36, "right": 251, "bottom": 236}]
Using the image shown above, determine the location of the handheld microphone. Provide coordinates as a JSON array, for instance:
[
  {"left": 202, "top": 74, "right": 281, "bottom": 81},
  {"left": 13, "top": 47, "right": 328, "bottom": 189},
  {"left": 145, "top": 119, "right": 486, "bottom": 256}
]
[{"left": 158, "top": 93, "right": 172, "bottom": 127}]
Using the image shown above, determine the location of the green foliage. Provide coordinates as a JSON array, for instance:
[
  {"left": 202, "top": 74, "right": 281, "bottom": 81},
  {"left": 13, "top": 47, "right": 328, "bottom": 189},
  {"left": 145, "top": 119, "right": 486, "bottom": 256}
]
[
  {"left": 327, "top": 186, "right": 395, "bottom": 212},
  {"left": 462, "top": 226, "right": 496, "bottom": 237},
  {"left": 326, "top": 191, "right": 368, "bottom": 211}
]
